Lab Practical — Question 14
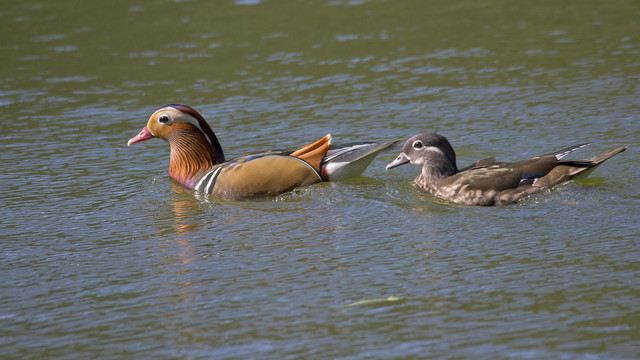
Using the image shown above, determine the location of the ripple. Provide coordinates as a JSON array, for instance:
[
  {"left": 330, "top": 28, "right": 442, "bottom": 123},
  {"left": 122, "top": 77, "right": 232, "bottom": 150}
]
[{"left": 1, "top": 1, "right": 638, "bottom": 359}]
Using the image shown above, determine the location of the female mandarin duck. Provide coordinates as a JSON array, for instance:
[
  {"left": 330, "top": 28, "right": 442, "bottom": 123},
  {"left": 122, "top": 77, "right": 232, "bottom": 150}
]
[
  {"left": 128, "top": 104, "right": 400, "bottom": 200},
  {"left": 386, "top": 132, "right": 627, "bottom": 206}
]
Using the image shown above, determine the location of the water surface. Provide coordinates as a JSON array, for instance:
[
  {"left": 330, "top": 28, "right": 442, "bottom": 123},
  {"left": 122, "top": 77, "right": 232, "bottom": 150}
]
[{"left": 1, "top": 0, "right": 639, "bottom": 359}]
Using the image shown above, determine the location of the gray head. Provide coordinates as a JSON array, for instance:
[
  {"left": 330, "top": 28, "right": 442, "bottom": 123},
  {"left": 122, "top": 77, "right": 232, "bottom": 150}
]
[{"left": 386, "top": 133, "right": 458, "bottom": 179}]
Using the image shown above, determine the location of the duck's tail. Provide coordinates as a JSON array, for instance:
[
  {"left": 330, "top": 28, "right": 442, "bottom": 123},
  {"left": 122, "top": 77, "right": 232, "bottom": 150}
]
[
  {"left": 320, "top": 138, "right": 403, "bottom": 181},
  {"left": 535, "top": 145, "right": 628, "bottom": 188}
]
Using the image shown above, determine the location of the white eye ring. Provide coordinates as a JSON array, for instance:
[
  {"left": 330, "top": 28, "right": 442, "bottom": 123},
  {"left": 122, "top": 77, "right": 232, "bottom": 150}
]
[
  {"left": 158, "top": 115, "right": 172, "bottom": 124},
  {"left": 412, "top": 140, "right": 424, "bottom": 149}
]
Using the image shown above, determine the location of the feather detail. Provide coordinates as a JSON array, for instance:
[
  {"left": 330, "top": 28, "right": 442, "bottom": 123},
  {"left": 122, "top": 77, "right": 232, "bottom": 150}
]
[
  {"left": 164, "top": 104, "right": 226, "bottom": 162},
  {"left": 167, "top": 124, "right": 221, "bottom": 187},
  {"left": 290, "top": 134, "right": 331, "bottom": 172}
]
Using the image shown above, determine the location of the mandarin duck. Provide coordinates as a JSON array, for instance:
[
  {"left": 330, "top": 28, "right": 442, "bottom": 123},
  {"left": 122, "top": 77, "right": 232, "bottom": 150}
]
[
  {"left": 385, "top": 132, "right": 627, "bottom": 206},
  {"left": 128, "top": 104, "right": 400, "bottom": 200}
]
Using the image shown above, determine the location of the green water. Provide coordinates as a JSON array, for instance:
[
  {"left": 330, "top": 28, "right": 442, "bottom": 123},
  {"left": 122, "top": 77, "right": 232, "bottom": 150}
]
[{"left": 1, "top": 0, "right": 639, "bottom": 358}]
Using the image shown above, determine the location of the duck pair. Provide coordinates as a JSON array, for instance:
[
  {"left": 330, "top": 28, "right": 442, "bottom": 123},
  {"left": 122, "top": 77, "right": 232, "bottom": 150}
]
[{"left": 128, "top": 104, "right": 627, "bottom": 206}]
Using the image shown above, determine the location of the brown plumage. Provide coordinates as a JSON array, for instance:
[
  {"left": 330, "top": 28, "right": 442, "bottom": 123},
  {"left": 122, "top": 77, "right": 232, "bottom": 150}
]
[
  {"left": 166, "top": 122, "right": 219, "bottom": 185},
  {"left": 386, "top": 132, "right": 627, "bottom": 206},
  {"left": 128, "top": 104, "right": 399, "bottom": 200}
]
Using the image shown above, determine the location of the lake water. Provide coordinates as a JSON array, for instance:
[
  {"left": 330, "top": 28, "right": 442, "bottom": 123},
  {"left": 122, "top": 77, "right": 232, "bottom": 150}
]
[{"left": 1, "top": 0, "right": 639, "bottom": 359}]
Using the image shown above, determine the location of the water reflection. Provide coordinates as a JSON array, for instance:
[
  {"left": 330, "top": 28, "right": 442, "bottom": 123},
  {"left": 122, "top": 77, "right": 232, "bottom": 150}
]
[
  {"left": 159, "top": 181, "right": 203, "bottom": 265},
  {"left": 2, "top": 0, "right": 638, "bottom": 358}
]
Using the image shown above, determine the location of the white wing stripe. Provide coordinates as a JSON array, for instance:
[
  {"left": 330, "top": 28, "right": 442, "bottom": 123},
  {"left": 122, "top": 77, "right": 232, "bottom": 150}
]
[
  {"left": 205, "top": 167, "right": 222, "bottom": 194},
  {"left": 194, "top": 171, "right": 212, "bottom": 192}
]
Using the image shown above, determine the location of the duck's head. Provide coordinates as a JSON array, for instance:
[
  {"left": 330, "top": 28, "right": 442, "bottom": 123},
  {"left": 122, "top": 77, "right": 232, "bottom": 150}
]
[
  {"left": 386, "top": 132, "right": 458, "bottom": 178},
  {"left": 127, "top": 104, "right": 225, "bottom": 163}
]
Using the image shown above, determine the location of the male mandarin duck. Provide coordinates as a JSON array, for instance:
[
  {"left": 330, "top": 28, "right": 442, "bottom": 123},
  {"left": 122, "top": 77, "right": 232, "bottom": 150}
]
[
  {"left": 128, "top": 104, "right": 400, "bottom": 200},
  {"left": 386, "top": 132, "right": 627, "bottom": 206}
]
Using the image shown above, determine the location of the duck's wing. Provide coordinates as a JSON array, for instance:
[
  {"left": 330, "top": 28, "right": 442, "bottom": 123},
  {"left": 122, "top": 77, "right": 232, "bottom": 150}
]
[
  {"left": 533, "top": 145, "right": 628, "bottom": 188},
  {"left": 458, "top": 157, "right": 496, "bottom": 171},
  {"left": 196, "top": 155, "right": 322, "bottom": 200}
]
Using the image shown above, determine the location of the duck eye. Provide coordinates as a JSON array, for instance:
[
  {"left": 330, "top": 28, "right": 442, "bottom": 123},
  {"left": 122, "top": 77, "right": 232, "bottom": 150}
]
[
  {"left": 412, "top": 140, "right": 424, "bottom": 149},
  {"left": 158, "top": 115, "right": 170, "bottom": 124}
]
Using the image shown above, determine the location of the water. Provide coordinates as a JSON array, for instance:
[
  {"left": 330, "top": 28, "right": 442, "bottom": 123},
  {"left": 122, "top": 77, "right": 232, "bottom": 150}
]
[{"left": 1, "top": 0, "right": 639, "bottom": 359}]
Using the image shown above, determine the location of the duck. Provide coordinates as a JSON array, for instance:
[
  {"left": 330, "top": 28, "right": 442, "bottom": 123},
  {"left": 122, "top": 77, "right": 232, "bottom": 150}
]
[
  {"left": 127, "top": 104, "right": 400, "bottom": 200},
  {"left": 385, "top": 132, "right": 628, "bottom": 206}
]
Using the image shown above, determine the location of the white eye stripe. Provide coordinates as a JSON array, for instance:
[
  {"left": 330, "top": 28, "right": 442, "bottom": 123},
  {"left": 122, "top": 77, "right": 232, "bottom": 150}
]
[
  {"left": 177, "top": 113, "right": 212, "bottom": 146},
  {"left": 152, "top": 107, "right": 213, "bottom": 146},
  {"left": 411, "top": 141, "right": 444, "bottom": 156},
  {"left": 424, "top": 146, "right": 446, "bottom": 156}
]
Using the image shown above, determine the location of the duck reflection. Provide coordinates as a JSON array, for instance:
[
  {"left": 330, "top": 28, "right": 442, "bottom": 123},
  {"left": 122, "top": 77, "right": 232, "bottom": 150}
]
[
  {"left": 171, "top": 182, "right": 201, "bottom": 228},
  {"left": 160, "top": 181, "right": 205, "bottom": 265}
]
